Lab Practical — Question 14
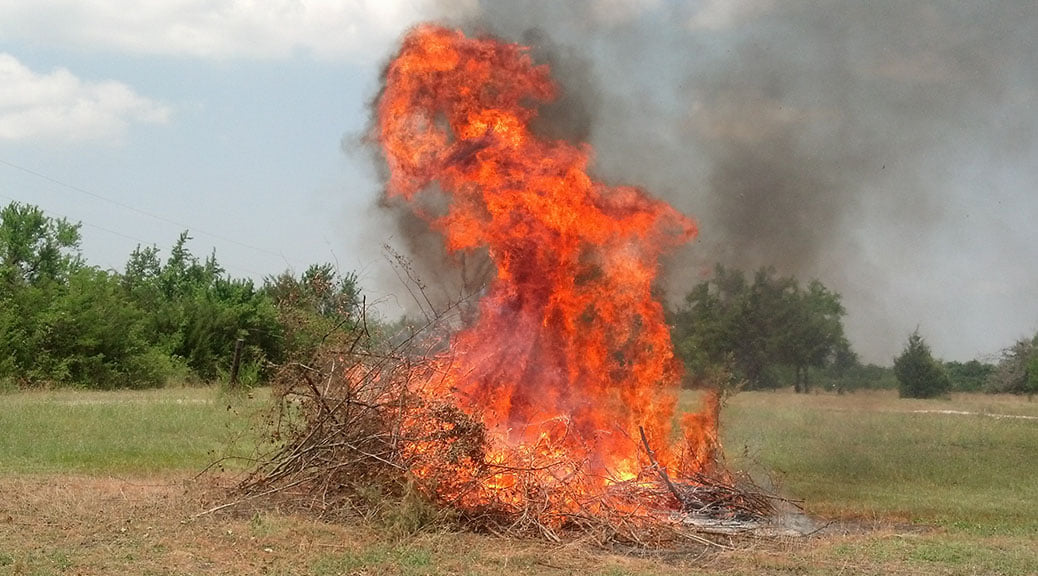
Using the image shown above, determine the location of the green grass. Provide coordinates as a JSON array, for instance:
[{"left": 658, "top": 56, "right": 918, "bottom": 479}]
[
  {"left": 1, "top": 386, "right": 1036, "bottom": 575},
  {"left": 0, "top": 387, "right": 268, "bottom": 474},
  {"left": 711, "top": 390, "right": 1038, "bottom": 536}
]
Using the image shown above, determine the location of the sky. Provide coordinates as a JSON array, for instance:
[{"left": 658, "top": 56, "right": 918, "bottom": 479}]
[{"left": 0, "top": 0, "right": 1035, "bottom": 365}]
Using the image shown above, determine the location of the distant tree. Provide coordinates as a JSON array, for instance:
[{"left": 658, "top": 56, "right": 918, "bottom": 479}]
[
  {"left": 1029, "top": 352, "right": 1038, "bottom": 397},
  {"left": 122, "top": 232, "right": 282, "bottom": 382},
  {"left": 894, "top": 330, "right": 951, "bottom": 398},
  {"left": 37, "top": 267, "right": 172, "bottom": 388},
  {"left": 264, "top": 264, "right": 363, "bottom": 363},
  {"left": 943, "top": 359, "right": 995, "bottom": 392},
  {"left": 779, "top": 279, "right": 849, "bottom": 393},
  {"left": 0, "top": 201, "right": 81, "bottom": 287},
  {"left": 985, "top": 335, "right": 1037, "bottom": 395},
  {"left": 0, "top": 203, "right": 285, "bottom": 388},
  {"left": 0, "top": 202, "right": 180, "bottom": 388},
  {"left": 0, "top": 202, "right": 85, "bottom": 385},
  {"left": 670, "top": 264, "right": 851, "bottom": 392}
]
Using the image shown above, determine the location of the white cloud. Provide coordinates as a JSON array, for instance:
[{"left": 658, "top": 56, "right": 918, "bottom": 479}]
[
  {"left": 0, "top": 53, "right": 170, "bottom": 144},
  {"left": 0, "top": 0, "right": 478, "bottom": 62}
]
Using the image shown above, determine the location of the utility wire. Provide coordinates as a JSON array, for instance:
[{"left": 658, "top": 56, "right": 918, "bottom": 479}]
[
  {"left": 0, "top": 190, "right": 267, "bottom": 278},
  {"left": 0, "top": 157, "right": 304, "bottom": 267}
]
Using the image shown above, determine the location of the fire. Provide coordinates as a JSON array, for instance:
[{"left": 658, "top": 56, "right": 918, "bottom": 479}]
[{"left": 377, "top": 25, "right": 718, "bottom": 514}]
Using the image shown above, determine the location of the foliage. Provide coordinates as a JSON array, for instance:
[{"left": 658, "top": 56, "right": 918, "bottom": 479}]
[
  {"left": 669, "top": 264, "right": 851, "bottom": 392},
  {"left": 894, "top": 330, "right": 951, "bottom": 398},
  {"left": 985, "top": 334, "right": 1038, "bottom": 395},
  {"left": 0, "top": 202, "right": 293, "bottom": 388},
  {"left": 264, "top": 263, "right": 363, "bottom": 364},
  {"left": 120, "top": 232, "right": 283, "bottom": 382},
  {"left": 0, "top": 204, "right": 159, "bottom": 387},
  {"left": 0, "top": 202, "right": 82, "bottom": 287},
  {"left": 943, "top": 359, "right": 996, "bottom": 392},
  {"left": 1031, "top": 352, "right": 1038, "bottom": 395}
]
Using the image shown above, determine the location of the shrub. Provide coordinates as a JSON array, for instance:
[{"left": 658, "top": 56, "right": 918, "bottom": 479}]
[
  {"left": 894, "top": 330, "right": 951, "bottom": 398},
  {"left": 985, "top": 335, "right": 1038, "bottom": 395},
  {"left": 944, "top": 360, "right": 995, "bottom": 392}
]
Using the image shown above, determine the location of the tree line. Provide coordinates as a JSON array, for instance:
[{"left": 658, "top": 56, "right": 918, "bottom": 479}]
[
  {"left": 2, "top": 201, "right": 1034, "bottom": 396},
  {"left": 667, "top": 263, "right": 1038, "bottom": 397},
  {"left": 668, "top": 264, "right": 853, "bottom": 393},
  {"left": 0, "top": 202, "right": 361, "bottom": 389}
]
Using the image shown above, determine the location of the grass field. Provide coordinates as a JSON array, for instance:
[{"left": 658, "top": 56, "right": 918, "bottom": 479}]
[{"left": 1, "top": 387, "right": 1036, "bottom": 575}]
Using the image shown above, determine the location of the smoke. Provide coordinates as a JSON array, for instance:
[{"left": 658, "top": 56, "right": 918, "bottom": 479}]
[{"left": 368, "top": 0, "right": 1037, "bottom": 362}]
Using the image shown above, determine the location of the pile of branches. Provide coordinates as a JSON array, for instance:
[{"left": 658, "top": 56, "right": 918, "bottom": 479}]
[{"left": 233, "top": 304, "right": 777, "bottom": 547}]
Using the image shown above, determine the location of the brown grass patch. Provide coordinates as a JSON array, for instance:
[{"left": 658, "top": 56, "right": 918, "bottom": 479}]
[{"left": 2, "top": 473, "right": 1034, "bottom": 575}]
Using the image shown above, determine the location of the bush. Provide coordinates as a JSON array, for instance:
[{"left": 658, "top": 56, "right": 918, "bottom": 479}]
[
  {"left": 985, "top": 336, "right": 1038, "bottom": 395},
  {"left": 944, "top": 360, "right": 995, "bottom": 392},
  {"left": 894, "top": 330, "right": 951, "bottom": 398}
]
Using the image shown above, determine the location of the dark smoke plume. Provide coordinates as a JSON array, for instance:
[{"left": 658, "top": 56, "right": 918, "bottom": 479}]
[{"left": 371, "top": 0, "right": 1037, "bottom": 362}]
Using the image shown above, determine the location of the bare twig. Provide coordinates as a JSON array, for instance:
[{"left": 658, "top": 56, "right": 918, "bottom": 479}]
[{"left": 639, "top": 426, "right": 684, "bottom": 507}]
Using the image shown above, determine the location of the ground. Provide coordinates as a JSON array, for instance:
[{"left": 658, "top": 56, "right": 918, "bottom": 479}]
[{"left": 1, "top": 387, "right": 1035, "bottom": 575}]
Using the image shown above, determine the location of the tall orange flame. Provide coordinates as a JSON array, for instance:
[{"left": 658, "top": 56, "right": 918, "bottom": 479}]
[{"left": 377, "top": 25, "right": 716, "bottom": 508}]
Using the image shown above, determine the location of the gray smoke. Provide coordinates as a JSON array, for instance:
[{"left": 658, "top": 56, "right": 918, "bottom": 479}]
[{"left": 371, "top": 0, "right": 1038, "bottom": 362}]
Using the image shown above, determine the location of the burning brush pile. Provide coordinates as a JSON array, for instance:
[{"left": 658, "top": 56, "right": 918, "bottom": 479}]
[{"left": 240, "top": 24, "right": 775, "bottom": 545}]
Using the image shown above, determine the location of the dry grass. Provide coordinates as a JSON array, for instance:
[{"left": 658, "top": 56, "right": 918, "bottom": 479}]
[
  {"left": 1, "top": 387, "right": 1036, "bottom": 575},
  {"left": 1, "top": 474, "right": 1033, "bottom": 576}
]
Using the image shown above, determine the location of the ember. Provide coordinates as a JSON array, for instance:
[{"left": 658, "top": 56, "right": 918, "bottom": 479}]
[{"left": 240, "top": 24, "right": 775, "bottom": 545}]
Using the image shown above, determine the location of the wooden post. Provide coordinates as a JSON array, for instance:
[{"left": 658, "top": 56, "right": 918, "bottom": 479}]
[{"left": 229, "top": 338, "right": 244, "bottom": 387}]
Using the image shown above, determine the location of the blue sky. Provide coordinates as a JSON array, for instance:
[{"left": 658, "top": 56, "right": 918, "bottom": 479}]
[
  {"left": 1, "top": 1, "right": 1035, "bottom": 365},
  {"left": 0, "top": 1, "right": 450, "bottom": 281}
]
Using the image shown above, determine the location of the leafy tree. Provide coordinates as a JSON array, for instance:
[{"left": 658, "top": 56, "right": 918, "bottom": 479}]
[
  {"left": 0, "top": 202, "right": 85, "bottom": 384},
  {"left": 0, "top": 203, "right": 176, "bottom": 388},
  {"left": 670, "top": 264, "right": 851, "bottom": 392},
  {"left": 0, "top": 201, "right": 356, "bottom": 389},
  {"left": 985, "top": 335, "right": 1038, "bottom": 395},
  {"left": 264, "top": 264, "right": 363, "bottom": 363},
  {"left": 894, "top": 329, "right": 951, "bottom": 398},
  {"left": 0, "top": 202, "right": 82, "bottom": 288},
  {"left": 778, "top": 280, "right": 849, "bottom": 393},
  {"left": 38, "top": 268, "right": 174, "bottom": 388},
  {"left": 943, "top": 359, "right": 995, "bottom": 392},
  {"left": 1029, "top": 352, "right": 1038, "bottom": 397},
  {"left": 122, "top": 233, "right": 282, "bottom": 381}
]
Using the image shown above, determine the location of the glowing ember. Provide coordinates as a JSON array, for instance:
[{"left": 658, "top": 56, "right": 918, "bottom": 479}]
[{"left": 377, "top": 24, "right": 718, "bottom": 512}]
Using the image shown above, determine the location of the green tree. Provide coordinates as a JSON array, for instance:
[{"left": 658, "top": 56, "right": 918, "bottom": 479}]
[
  {"left": 894, "top": 329, "right": 951, "bottom": 398},
  {"left": 0, "top": 203, "right": 285, "bottom": 388},
  {"left": 1029, "top": 352, "right": 1038, "bottom": 397},
  {"left": 670, "top": 264, "right": 852, "bottom": 392},
  {"left": 119, "top": 233, "right": 282, "bottom": 382},
  {"left": 0, "top": 202, "right": 85, "bottom": 384},
  {"left": 264, "top": 264, "right": 363, "bottom": 363},
  {"left": 778, "top": 280, "right": 849, "bottom": 393},
  {"left": 0, "top": 202, "right": 81, "bottom": 288},
  {"left": 985, "top": 335, "right": 1037, "bottom": 395},
  {"left": 39, "top": 267, "right": 172, "bottom": 388},
  {"left": 943, "top": 359, "right": 995, "bottom": 392},
  {"left": 0, "top": 202, "right": 177, "bottom": 388}
]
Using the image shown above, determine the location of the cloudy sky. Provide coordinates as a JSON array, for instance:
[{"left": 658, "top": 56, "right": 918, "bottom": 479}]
[{"left": 1, "top": 1, "right": 1035, "bottom": 365}]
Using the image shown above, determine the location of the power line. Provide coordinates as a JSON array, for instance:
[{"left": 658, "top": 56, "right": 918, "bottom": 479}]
[
  {"left": 0, "top": 190, "right": 267, "bottom": 278},
  {"left": 0, "top": 157, "right": 305, "bottom": 266}
]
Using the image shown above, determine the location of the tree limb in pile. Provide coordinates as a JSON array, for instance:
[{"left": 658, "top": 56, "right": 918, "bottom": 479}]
[{"left": 638, "top": 426, "right": 685, "bottom": 508}]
